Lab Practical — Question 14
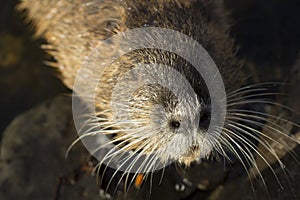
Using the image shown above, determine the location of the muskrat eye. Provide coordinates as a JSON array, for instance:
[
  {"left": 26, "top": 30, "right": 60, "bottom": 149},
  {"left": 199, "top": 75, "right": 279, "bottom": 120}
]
[
  {"left": 199, "top": 108, "right": 210, "bottom": 131},
  {"left": 170, "top": 120, "right": 180, "bottom": 129}
]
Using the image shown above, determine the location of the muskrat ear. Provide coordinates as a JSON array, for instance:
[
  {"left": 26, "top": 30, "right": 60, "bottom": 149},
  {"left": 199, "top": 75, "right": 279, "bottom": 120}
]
[{"left": 199, "top": 108, "right": 211, "bottom": 131}]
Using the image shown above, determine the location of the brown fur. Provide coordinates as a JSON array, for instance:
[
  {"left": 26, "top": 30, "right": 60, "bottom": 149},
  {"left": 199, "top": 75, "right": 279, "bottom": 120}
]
[{"left": 19, "top": 0, "right": 244, "bottom": 91}]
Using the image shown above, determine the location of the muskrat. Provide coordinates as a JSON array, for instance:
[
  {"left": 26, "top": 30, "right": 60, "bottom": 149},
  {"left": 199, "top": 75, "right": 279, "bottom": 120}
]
[{"left": 19, "top": 0, "right": 299, "bottom": 196}]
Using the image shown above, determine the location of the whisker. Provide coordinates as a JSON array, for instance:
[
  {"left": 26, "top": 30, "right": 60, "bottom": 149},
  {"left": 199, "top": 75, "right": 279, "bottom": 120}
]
[
  {"left": 227, "top": 100, "right": 299, "bottom": 114},
  {"left": 227, "top": 82, "right": 284, "bottom": 96},
  {"left": 216, "top": 128, "right": 256, "bottom": 191},
  {"left": 228, "top": 109, "right": 300, "bottom": 129},
  {"left": 227, "top": 92, "right": 286, "bottom": 104},
  {"left": 221, "top": 126, "right": 270, "bottom": 193},
  {"left": 227, "top": 124, "right": 284, "bottom": 189},
  {"left": 227, "top": 121, "right": 286, "bottom": 167}
]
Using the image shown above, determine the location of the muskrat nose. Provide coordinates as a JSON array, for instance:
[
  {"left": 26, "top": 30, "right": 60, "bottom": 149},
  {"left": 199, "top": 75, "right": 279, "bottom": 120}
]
[{"left": 199, "top": 108, "right": 211, "bottom": 131}]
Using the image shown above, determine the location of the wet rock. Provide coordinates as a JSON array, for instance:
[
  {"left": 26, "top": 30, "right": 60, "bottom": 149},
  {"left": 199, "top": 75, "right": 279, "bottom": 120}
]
[
  {"left": 206, "top": 141, "right": 300, "bottom": 200},
  {"left": 0, "top": 96, "right": 101, "bottom": 200}
]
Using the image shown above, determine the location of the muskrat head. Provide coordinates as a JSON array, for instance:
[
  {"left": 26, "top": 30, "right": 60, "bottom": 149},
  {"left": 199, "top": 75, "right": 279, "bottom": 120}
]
[
  {"left": 147, "top": 84, "right": 213, "bottom": 166},
  {"left": 107, "top": 62, "right": 213, "bottom": 167}
]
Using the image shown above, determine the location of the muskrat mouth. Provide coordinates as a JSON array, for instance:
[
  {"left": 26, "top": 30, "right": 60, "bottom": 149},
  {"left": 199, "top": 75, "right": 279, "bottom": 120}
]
[{"left": 178, "top": 145, "right": 201, "bottom": 165}]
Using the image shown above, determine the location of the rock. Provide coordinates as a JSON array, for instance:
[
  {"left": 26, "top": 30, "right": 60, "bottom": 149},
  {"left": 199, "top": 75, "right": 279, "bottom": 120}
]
[{"left": 0, "top": 96, "right": 101, "bottom": 200}]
